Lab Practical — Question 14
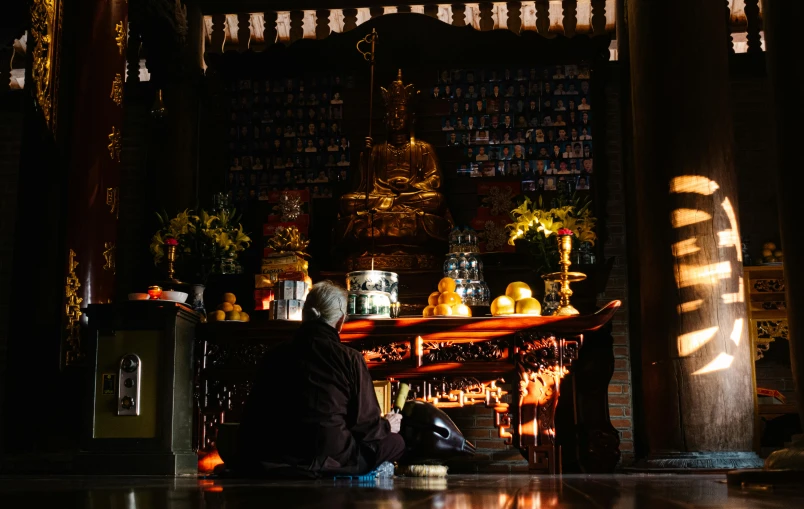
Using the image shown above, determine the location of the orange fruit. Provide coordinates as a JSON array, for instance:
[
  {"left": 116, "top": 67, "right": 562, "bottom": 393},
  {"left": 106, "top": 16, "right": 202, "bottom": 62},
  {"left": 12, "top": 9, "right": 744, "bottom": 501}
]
[
  {"left": 209, "top": 310, "right": 225, "bottom": 322},
  {"left": 423, "top": 305, "right": 436, "bottom": 317},
  {"left": 453, "top": 304, "right": 472, "bottom": 317},
  {"left": 505, "top": 282, "right": 532, "bottom": 301},
  {"left": 240, "top": 312, "right": 250, "bottom": 322},
  {"left": 490, "top": 296, "right": 515, "bottom": 316},
  {"left": 438, "top": 291, "right": 461, "bottom": 307},
  {"left": 434, "top": 304, "right": 453, "bottom": 316},
  {"left": 515, "top": 297, "right": 542, "bottom": 315},
  {"left": 233, "top": 304, "right": 242, "bottom": 312},
  {"left": 218, "top": 302, "right": 234, "bottom": 312},
  {"left": 428, "top": 291, "right": 441, "bottom": 307},
  {"left": 437, "top": 277, "right": 457, "bottom": 294},
  {"left": 222, "top": 292, "right": 237, "bottom": 304},
  {"left": 225, "top": 310, "right": 241, "bottom": 321}
]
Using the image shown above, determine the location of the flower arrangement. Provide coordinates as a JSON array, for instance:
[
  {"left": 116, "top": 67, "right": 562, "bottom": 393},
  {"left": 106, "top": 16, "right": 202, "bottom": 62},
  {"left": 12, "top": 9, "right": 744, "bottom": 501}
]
[
  {"left": 507, "top": 194, "right": 597, "bottom": 273},
  {"left": 150, "top": 208, "right": 252, "bottom": 282}
]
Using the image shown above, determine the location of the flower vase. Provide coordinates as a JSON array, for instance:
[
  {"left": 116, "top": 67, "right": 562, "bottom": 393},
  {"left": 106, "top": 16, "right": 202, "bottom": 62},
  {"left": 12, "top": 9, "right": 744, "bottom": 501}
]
[
  {"left": 190, "top": 284, "right": 206, "bottom": 316},
  {"left": 543, "top": 280, "right": 561, "bottom": 316}
]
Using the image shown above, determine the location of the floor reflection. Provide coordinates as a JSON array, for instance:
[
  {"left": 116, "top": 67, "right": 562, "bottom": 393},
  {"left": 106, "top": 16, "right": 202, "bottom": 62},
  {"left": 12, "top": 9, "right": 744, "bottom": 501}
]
[{"left": 0, "top": 475, "right": 802, "bottom": 509}]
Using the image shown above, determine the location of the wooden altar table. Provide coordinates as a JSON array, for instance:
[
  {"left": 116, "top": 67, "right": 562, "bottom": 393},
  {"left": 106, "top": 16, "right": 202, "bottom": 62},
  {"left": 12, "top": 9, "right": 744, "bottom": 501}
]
[{"left": 196, "top": 300, "right": 621, "bottom": 473}]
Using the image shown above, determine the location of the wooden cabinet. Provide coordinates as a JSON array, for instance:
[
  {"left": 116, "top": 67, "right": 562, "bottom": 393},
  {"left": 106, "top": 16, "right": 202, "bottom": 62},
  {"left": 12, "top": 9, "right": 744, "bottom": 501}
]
[{"left": 744, "top": 266, "right": 788, "bottom": 362}]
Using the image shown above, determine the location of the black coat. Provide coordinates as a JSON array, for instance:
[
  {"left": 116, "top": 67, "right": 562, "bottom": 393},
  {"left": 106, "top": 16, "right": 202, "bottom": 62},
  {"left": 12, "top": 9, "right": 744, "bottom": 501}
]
[{"left": 237, "top": 320, "right": 390, "bottom": 474}]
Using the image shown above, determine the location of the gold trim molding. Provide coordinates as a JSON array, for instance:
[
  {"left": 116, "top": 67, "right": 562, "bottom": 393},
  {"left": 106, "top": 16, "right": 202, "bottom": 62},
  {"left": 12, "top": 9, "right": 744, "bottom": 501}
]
[
  {"left": 106, "top": 187, "right": 119, "bottom": 218},
  {"left": 110, "top": 73, "right": 124, "bottom": 106},
  {"left": 65, "top": 249, "right": 83, "bottom": 365},
  {"left": 108, "top": 127, "right": 122, "bottom": 161},
  {"left": 103, "top": 242, "right": 116, "bottom": 274},
  {"left": 115, "top": 21, "right": 126, "bottom": 55},
  {"left": 31, "top": 0, "right": 63, "bottom": 134}
]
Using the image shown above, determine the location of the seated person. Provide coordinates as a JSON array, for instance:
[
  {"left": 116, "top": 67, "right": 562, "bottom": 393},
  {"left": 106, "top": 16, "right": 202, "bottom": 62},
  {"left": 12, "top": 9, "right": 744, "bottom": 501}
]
[{"left": 236, "top": 282, "right": 405, "bottom": 477}]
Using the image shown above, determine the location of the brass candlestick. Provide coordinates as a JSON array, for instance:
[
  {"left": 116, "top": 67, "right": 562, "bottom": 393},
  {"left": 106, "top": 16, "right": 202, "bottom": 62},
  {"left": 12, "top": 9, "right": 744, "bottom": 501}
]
[
  {"left": 166, "top": 244, "right": 178, "bottom": 282},
  {"left": 543, "top": 231, "right": 586, "bottom": 316}
]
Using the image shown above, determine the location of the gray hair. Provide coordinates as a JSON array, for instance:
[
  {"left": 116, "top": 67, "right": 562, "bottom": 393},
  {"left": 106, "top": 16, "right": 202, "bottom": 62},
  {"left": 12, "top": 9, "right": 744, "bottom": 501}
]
[{"left": 302, "top": 280, "right": 348, "bottom": 326}]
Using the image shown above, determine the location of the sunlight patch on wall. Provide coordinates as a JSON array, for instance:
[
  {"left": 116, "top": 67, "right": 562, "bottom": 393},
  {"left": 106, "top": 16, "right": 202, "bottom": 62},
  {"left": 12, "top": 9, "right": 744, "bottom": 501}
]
[
  {"left": 672, "top": 209, "right": 713, "bottom": 228},
  {"left": 678, "top": 327, "right": 719, "bottom": 357},
  {"left": 670, "top": 175, "right": 720, "bottom": 196},
  {"left": 693, "top": 352, "right": 734, "bottom": 375}
]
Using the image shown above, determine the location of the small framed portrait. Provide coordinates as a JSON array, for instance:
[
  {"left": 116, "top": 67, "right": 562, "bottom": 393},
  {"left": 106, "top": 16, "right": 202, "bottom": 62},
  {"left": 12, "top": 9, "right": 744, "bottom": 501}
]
[
  {"left": 582, "top": 158, "right": 594, "bottom": 173},
  {"left": 509, "top": 161, "right": 522, "bottom": 177},
  {"left": 544, "top": 176, "right": 557, "bottom": 191},
  {"left": 454, "top": 86, "right": 465, "bottom": 101},
  {"left": 578, "top": 97, "right": 591, "bottom": 111},
  {"left": 258, "top": 186, "right": 270, "bottom": 200},
  {"left": 446, "top": 132, "right": 460, "bottom": 146},
  {"left": 465, "top": 146, "right": 475, "bottom": 159},
  {"left": 457, "top": 163, "right": 472, "bottom": 177},
  {"left": 475, "top": 146, "right": 490, "bottom": 161},
  {"left": 474, "top": 99, "right": 486, "bottom": 115},
  {"left": 557, "top": 174, "right": 573, "bottom": 194},
  {"left": 583, "top": 143, "right": 593, "bottom": 159},
  {"left": 498, "top": 145, "right": 512, "bottom": 160},
  {"left": 522, "top": 180, "right": 536, "bottom": 192},
  {"left": 442, "top": 118, "right": 456, "bottom": 131},
  {"left": 443, "top": 84, "right": 453, "bottom": 99},
  {"left": 494, "top": 160, "right": 509, "bottom": 176},
  {"left": 481, "top": 161, "right": 497, "bottom": 177},
  {"left": 576, "top": 175, "right": 591, "bottom": 190},
  {"left": 570, "top": 142, "right": 584, "bottom": 158},
  {"left": 336, "top": 152, "right": 351, "bottom": 167},
  {"left": 465, "top": 115, "right": 477, "bottom": 131},
  {"left": 472, "top": 130, "right": 490, "bottom": 145}
]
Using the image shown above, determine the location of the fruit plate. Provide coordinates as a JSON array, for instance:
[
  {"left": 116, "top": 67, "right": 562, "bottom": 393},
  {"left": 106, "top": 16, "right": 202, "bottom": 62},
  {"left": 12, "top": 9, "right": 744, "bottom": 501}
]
[
  {"left": 492, "top": 313, "right": 543, "bottom": 317},
  {"left": 214, "top": 319, "right": 248, "bottom": 323},
  {"left": 758, "top": 262, "right": 783, "bottom": 266}
]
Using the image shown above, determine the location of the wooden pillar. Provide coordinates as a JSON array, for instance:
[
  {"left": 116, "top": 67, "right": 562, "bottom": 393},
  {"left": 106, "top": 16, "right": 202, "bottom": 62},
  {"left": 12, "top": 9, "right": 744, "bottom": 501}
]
[
  {"left": 62, "top": 0, "right": 127, "bottom": 364},
  {"left": 761, "top": 0, "right": 804, "bottom": 468},
  {"left": 626, "top": 0, "right": 762, "bottom": 469}
]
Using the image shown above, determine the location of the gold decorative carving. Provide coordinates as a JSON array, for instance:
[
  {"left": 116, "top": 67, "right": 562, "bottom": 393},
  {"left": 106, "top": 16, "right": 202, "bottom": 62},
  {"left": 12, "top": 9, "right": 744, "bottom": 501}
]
[
  {"left": 115, "top": 21, "right": 126, "bottom": 56},
  {"left": 31, "top": 0, "right": 63, "bottom": 133},
  {"left": 108, "top": 127, "right": 122, "bottom": 161},
  {"left": 754, "top": 319, "right": 789, "bottom": 360},
  {"left": 110, "top": 73, "right": 124, "bottom": 106},
  {"left": 346, "top": 251, "right": 439, "bottom": 271},
  {"left": 103, "top": 242, "right": 116, "bottom": 274},
  {"left": 106, "top": 187, "right": 119, "bottom": 219},
  {"left": 752, "top": 278, "right": 785, "bottom": 293},
  {"left": 65, "top": 249, "right": 83, "bottom": 365}
]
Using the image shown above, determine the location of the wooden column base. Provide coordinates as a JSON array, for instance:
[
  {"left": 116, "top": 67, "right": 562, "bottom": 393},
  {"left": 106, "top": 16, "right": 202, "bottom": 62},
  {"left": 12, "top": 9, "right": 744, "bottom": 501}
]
[{"left": 528, "top": 444, "right": 561, "bottom": 474}]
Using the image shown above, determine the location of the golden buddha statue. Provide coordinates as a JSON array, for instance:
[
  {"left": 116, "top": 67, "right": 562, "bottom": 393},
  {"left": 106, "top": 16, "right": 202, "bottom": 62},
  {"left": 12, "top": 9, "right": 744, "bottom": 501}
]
[{"left": 338, "top": 70, "right": 452, "bottom": 269}]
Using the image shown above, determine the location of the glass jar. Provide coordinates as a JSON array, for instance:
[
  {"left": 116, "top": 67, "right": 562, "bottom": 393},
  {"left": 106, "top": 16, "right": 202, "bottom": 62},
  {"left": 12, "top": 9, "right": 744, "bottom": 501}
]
[
  {"left": 220, "top": 252, "right": 237, "bottom": 274},
  {"left": 444, "top": 254, "right": 459, "bottom": 279}
]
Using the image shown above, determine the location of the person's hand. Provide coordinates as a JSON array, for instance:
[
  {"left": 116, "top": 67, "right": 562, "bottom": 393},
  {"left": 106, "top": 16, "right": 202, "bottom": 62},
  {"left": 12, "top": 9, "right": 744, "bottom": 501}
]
[{"left": 384, "top": 412, "right": 402, "bottom": 434}]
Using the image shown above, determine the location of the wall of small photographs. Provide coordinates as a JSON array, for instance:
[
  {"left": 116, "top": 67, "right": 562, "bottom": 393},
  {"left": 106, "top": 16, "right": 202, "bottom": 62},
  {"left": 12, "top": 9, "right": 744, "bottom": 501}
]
[
  {"left": 225, "top": 76, "right": 351, "bottom": 203},
  {"left": 435, "top": 65, "right": 593, "bottom": 194}
]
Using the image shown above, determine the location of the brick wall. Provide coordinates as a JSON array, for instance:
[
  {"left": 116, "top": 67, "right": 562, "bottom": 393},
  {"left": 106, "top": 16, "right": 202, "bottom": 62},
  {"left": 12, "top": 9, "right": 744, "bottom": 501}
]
[
  {"left": 597, "top": 71, "right": 634, "bottom": 465},
  {"left": 0, "top": 91, "right": 23, "bottom": 454}
]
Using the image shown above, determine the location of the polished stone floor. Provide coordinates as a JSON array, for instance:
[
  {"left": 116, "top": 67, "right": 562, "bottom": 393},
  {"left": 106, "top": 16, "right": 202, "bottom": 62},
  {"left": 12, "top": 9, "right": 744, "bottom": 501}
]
[{"left": 0, "top": 474, "right": 803, "bottom": 508}]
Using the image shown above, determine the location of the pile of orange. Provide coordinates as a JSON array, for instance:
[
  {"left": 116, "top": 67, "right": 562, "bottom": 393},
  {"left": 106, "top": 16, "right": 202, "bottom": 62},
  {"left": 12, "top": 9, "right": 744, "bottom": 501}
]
[
  {"left": 422, "top": 277, "right": 472, "bottom": 317},
  {"left": 209, "top": 292, "right": 250, "bottom": 322},
  {"left": 490, "top": 282, "right": 542, "bottom": 316}
]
